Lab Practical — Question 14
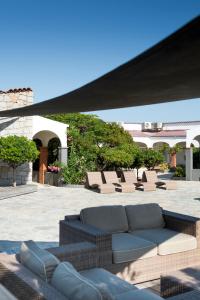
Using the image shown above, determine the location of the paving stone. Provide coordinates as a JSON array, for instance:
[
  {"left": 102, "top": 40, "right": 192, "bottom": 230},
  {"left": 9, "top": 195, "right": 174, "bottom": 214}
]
[{"left": 1, "top": 180, "right": 200, "bottom": 253}]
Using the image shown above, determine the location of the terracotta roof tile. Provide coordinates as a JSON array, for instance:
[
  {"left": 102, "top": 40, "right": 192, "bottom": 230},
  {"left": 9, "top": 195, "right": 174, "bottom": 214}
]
[
  {"left": 128, "top": 130, "right": 186, "bottom": 138},
  {"left": 0, "top": 88, "right": 32, "bottom": 94}
]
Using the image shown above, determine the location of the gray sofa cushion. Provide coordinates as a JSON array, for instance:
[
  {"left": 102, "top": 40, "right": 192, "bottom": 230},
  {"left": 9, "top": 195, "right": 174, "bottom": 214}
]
[
  {"left": 0, "top": 284, "right": 18, "bottom": 300},
  {"left": 80, "top": 205, "right": 129, "bottom": 233},
  {"left": 131, "top": 228, "right": 197, "bottom": 255},
  {"left": 81, "top": 267, "right": 136, "bottom": 297},
  {"left": 112, "top": 233, "right": 157, "bottom": 263},
  {"left": 1, "top": 254, "right": 67, "bottom": 300},
  {"left": 126, "top": 204, "right": 165, "bottom": 231},
  {"left": 51, "top": 262, "right": 103, "bottom": 300},
  {"left": 20, "top": 240, "right": 60, "bottom": 282},
  {"left": 114, "top": 289, "right": 163, "bottom": 300}
]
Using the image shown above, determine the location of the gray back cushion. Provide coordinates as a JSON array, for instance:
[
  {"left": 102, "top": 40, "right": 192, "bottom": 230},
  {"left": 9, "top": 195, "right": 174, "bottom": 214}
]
[
  {"left": 80, "top": 205, "right": 128, "bottom": 233},
  {"left": 126, "top": 204, "right": 165, "bottom": 231},
  {"left": 20, "top": 240, "right": 60, "bottom": 282},
  {"left": 51, "top": 262, "right": 103, "bottom": 300}
]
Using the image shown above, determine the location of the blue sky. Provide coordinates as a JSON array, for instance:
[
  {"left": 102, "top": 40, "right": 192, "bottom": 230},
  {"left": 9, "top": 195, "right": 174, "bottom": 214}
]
[{"left": 0, "top": 0, "right": 200, "bottom": 122}]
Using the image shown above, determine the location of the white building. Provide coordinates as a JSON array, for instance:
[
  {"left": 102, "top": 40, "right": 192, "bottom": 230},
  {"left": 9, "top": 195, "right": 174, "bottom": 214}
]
[
  {"left": 120, "top": 121, "right": 200, "bottom": 181},
  {"left": 0, "top": 88, "right": 68, "bottom": 186}
]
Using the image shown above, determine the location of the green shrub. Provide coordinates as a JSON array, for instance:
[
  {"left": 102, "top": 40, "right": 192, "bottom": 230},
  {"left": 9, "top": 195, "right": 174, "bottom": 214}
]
[
  {"left": 0, "top": 135, "right": 39, "bottom": 186},
  {"left": 174, "top": 165, "right": 186, "bottom": 177},
  {"left": 130, "top": 149, "right": 144, "bottom": 180},
  {"left": 158, "top": 162, "right": 169, "bottom": 172},
  {"left": 143, "top": 149, "right": 164, "bottom": 170},
  {"left": 61, "top": 146, "right": 95, "bottom": 184}
]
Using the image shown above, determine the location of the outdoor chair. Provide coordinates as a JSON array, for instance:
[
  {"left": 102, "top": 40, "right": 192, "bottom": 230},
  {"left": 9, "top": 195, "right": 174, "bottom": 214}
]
[
  {"left": 60, "top": 204, "right": 200, "bottom": 284},
  {"left": 142, "top": 170, "right": 177, "bottom": 190},
  {"left": 85, "top": 171, "right": 115, "bottom": 193},
  {"left": 103, "top": 171, "right": 135, "bottom": 193},
  {"left": 0, "top": 241, "right": 163, "bottom": 300},
  {"left": 121, "top": 170, "right": 156, "bottom": 191}
]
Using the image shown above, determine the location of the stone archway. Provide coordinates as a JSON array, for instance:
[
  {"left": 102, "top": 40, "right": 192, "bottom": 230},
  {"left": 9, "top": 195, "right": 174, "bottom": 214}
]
[
  {"left": 153, "top": 142, "right": 170, "bottom": 164},
  {"left": 185, "top": 135, "right": 200, "bottom": 181},
  {"left": 135, "top": 142, "right": 148, "bottom": 149},
  {"left": 192, "top": 136, "right": 200, "bottom": 171},
  {"left": 174, "top": 142, "right": 186, "bottom": 166},
  {"left": 33, "top": 131, "right": 61, "bottom": 184}
]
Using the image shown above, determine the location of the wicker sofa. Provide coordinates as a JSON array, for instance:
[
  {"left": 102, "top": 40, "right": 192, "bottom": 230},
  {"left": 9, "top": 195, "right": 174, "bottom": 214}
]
[
  {"left": 60, "top": 204, "right": 200, "bottom": 284},
  {"left": 0, "top": 241, "right": 163, "bottom": 300}
]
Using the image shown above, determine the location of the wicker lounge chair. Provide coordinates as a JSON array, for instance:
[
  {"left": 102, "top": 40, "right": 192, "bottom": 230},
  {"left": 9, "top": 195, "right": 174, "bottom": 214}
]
[
  {"left": 85, "top": 172, "right": 115, "bottom": 193},
  {"left": 103, "top": 171, "right": 135, "bottom": 193},
  {"left": 142, "top": 170, "right": 177, "bottom": 190},
  {"left": 121, "top": 170, "right": 156, "bottom": 191}
]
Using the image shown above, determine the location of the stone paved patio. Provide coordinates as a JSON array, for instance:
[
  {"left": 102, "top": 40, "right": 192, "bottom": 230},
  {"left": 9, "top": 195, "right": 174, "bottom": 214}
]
[{"left": 1, "top": 180, "right": 200, "bottom": 253}]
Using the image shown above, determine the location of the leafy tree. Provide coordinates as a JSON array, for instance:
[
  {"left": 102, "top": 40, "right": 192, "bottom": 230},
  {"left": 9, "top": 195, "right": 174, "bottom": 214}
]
[
  {"left": 131, "top": 149, "right": 144, "bottom": 180},
  {"left": 0, "top": 135, "right": 39, "bottom": 187},
  {"left": 143, "top": 149, "right": 164, "bottom": 170},
  {"left": 160, "top": 144, "right": 183, "bottom": 156},
  {"left": 47, "top": 113, "right": 138, "bottom": 183},
  {"left": 99, "top": 144, "right": 137, "bottom": 170}
]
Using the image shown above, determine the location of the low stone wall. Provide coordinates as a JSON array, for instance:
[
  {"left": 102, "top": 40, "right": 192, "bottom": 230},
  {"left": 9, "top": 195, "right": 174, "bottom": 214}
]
[{"left": 0, "top": 163, "right": 32, "bottom": 186}]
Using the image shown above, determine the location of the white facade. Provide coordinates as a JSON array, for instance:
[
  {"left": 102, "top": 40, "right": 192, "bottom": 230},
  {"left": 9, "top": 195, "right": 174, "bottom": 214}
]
[
  {"left": 33, "top": 116, "right": 68, "bottom": 148},
  {"left": 120, "top": 121, "right": 200, "bottom": 181},
  {"left": 0, "top": 88, "right": 68, "bottom": 186},
  {"left": 121, "top": 121, "right": 200, "bottom": 148}
]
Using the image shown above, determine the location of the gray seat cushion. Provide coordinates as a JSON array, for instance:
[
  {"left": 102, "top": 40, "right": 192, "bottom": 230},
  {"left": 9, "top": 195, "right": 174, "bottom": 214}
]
[
  {"left": 131, "top": 228, "right": 197, "bottom": 255},
  {"left": 126, "top": 204, "right": 165, "bottom": 231},
  {"left": 20, "top": 240, "right": 60, "bottom": 282},
  {"left": 51, "top": 262, "right": 103, "bottom": 300},
  {"left": 112, "top": 233, "right": 157, "bottom": 263},
  {"left": 0, "top": 253, "right": 67, "bottom": 300},
  {"left": 81, "top": 267, "right": 136, "bottom": 297},
  {"left": 80, "top": 205, "right": 129, "bottom": 233},
  {"left": 114, "top": 289, "right": 163, "bottom": 300}
]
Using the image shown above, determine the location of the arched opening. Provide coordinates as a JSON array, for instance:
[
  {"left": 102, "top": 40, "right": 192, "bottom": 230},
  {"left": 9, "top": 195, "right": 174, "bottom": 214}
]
[
  {"left": 192, "top": 135, "right": 200, "bottom": 169},
  {"left": 32, "top": 138, "right": 43, "bottom": 182},
  {"left": 174, "top": 142, "right": 186, "bottom": 166},
  {"left": 33, "top": 138, "right": 43, "bottom": 172},
  {"left": 153, "top": 142, "right": 170, "bottom": 164},
  {"left": 48, "top": 137, "right": 61, "bottom": 165},
  {"left": 32, "top": 131, "right": 61, "bottom": 184},
  {"left": 135, "top": 142, "right": 148, "bottom": 150}
]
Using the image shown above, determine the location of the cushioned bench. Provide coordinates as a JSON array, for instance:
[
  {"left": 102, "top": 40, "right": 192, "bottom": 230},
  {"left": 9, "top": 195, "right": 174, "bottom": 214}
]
[
  {"left": 0, "top": 241, "right": 163, "bottom": 300},
  {"left": 60, "top": 204, "right": 200, "bottom": 283}
]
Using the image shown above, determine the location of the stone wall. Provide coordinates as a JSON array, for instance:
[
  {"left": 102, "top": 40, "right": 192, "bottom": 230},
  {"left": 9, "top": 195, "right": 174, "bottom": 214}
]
[{"left": 0, "top": 89, "right": 33, "bottom": 186}]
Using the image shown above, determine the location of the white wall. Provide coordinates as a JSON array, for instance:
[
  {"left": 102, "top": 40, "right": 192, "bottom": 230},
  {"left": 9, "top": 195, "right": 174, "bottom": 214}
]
[{"left": 32, "top": 116, "right": 68, "bottom": 148}]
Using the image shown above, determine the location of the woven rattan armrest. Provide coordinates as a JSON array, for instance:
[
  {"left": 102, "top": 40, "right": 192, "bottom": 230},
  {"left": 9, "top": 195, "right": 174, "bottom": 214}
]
[
  {"left": 0, "top": 262, "right": 45, "bottom": 300},
  {"left": 59, "top": 220, "right": 112, "bottom": 250},
  {"left": 47, "top": 242, "right": 99, "bottom": 270},
  {"left": 163, "top": 210, "right": 200, "bottom": 240}
]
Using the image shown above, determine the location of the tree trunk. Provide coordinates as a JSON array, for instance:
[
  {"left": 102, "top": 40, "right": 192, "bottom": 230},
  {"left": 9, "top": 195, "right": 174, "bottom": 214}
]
[{"left": 12, "top": 167, "right": 16, "bottom": 187}]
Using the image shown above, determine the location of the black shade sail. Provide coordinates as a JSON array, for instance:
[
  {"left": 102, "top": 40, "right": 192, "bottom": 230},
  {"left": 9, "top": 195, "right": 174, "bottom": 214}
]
[{"left": 0, "top": 16, "right": 200, "bottom": 117}]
